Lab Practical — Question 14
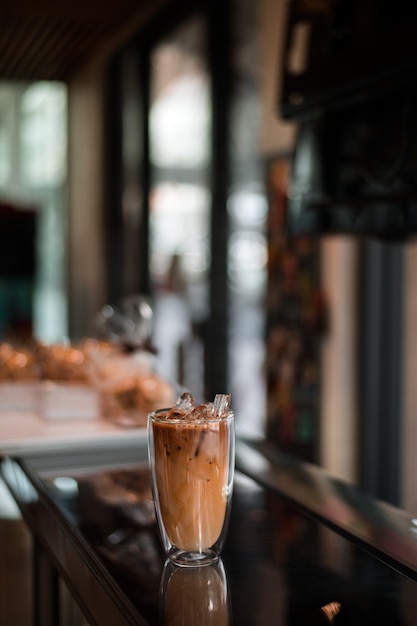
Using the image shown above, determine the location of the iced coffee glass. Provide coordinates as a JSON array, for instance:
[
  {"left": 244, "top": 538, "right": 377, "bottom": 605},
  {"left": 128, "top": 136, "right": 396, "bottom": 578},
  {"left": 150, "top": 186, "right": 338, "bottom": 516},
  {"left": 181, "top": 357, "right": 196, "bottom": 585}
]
[{"left": 148, "top": 393, "right": 235, "bottom": 567}]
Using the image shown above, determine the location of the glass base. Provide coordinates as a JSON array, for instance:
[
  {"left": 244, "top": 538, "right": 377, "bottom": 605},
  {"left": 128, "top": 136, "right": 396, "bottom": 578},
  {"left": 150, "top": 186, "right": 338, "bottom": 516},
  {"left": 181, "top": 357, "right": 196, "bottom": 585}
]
[{"left": 167, "top": 548, "right": 219, "bottom": 568}]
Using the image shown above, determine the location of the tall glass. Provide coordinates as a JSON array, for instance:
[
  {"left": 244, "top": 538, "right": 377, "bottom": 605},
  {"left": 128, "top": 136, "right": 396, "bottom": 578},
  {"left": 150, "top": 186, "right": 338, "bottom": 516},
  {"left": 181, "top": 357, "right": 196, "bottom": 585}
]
[{"left": 148, "top": 402, "right": 235, "bottom": 567}]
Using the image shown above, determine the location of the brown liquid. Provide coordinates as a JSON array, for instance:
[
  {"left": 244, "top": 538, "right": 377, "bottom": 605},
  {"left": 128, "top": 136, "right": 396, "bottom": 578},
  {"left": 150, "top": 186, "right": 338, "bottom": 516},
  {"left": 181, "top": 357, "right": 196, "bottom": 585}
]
[
  {"left": 163, "top": 562, "right": 229, "bottom": 625},
  {"left": 152, "top": 418, "right": 231, "bottom": 552}
]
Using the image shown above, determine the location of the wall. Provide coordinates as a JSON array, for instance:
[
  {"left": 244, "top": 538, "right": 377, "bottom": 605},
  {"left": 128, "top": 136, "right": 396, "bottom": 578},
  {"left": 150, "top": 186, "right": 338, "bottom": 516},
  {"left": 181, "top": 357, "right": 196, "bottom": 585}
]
[
  {"left": 320, "top": 239, "right": 360, "bottom": 483},
  {"left": 402, "top": 244, "right": 417, "bottom": 514},
  {"left": 67, "top": 60, "right": 107, "bottom": 339}
]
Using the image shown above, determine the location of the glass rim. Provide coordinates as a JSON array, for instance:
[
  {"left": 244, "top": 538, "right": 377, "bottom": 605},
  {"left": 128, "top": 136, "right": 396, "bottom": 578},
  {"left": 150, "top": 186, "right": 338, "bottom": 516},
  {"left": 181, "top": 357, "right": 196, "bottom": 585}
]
[{"left": 148, "top": 407, "right": 234, "bottom": 425}]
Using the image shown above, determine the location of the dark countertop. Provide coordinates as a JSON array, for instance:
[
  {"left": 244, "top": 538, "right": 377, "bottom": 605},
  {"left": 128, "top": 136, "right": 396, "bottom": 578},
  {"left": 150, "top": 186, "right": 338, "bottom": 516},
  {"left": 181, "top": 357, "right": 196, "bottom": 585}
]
[{"left": 2, "top": 436, "right": 417, "bottom": 625}]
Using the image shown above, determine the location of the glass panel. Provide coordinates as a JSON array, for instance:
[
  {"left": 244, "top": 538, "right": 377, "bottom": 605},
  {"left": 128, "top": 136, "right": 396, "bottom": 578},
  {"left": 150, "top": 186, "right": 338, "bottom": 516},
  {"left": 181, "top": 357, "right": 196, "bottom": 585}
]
[
  {"left": 20, "top": 82, "right": 67, "bottom": 188},
  {"left": 0, "top": 81, "right": 68, "bottom": 343},
  {"left": 149, "top": 15, "right": 210, "bottom": 399}
]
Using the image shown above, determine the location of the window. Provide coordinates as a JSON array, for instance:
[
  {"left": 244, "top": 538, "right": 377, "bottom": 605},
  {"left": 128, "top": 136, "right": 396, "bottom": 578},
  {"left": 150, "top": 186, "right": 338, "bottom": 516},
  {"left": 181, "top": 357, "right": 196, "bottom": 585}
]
[{"left": 0, "top": 81, "right": 68, "bottom": 342}]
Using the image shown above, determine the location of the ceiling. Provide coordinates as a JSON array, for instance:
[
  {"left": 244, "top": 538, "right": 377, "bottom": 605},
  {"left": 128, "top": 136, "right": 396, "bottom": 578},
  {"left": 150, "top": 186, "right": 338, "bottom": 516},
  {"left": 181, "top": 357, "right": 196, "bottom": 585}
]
[{"left": 0, "top": 0, "right": 168, "bottom": 82}]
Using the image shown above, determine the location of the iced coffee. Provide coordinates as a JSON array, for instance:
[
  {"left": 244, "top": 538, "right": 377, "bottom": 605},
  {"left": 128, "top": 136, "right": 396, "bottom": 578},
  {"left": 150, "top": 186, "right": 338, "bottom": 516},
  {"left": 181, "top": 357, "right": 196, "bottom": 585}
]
[{"left": 148, "top": 392, "right": 235, "bottom": 566}]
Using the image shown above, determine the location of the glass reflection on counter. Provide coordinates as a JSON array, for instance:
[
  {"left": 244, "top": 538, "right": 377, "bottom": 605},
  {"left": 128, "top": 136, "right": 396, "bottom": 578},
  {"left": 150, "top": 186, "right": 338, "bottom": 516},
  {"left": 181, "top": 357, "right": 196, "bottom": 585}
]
[{"left": 159, "top": 558, "right": 230, "bottom": 625}]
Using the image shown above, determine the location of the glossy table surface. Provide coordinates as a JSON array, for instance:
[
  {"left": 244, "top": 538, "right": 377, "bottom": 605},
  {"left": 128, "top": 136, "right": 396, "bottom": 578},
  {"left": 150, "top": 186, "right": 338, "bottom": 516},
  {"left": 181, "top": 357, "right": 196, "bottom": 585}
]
[
  {"left": 0, "top": 410, "right": 147, "bottom": 459},
  {"left": 2, "top": 437, "right": 417, "bottom": 625}
]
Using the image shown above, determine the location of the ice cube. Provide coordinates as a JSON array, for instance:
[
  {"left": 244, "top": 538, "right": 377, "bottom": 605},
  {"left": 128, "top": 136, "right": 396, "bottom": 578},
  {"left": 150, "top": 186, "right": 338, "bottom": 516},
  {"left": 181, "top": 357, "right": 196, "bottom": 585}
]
[
  {"left": 176, "top": 391, "right": 195, "bottom": 411},
  {"left": 188, "top": 403, "right": 212, "bottom": 421},
  {"left": 166, "top": 409, "right": 184, "bottom": 420},
  {"left": 213, "top": 393, "right": 231, "bottom": 418}
]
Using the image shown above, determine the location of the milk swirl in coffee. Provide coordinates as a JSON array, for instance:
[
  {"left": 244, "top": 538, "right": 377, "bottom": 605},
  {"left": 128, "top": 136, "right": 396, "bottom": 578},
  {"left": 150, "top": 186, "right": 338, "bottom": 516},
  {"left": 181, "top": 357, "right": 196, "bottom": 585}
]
[{"left": 149, "top": 392, "right": 234, "bottom": 561}]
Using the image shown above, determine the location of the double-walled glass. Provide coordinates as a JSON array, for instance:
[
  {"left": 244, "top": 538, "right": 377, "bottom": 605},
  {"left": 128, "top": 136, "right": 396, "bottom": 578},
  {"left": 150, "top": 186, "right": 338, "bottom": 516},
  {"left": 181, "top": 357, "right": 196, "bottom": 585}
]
[{"left": 148, "top": 408, "right": 235, "bottom": 566}]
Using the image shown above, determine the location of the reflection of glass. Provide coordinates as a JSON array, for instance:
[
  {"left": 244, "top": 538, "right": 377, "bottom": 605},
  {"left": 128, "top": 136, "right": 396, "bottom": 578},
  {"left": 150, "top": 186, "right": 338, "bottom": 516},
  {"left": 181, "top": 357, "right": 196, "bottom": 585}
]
[{"left": 159, "top": 558, "right": 230, "bottom": 625}]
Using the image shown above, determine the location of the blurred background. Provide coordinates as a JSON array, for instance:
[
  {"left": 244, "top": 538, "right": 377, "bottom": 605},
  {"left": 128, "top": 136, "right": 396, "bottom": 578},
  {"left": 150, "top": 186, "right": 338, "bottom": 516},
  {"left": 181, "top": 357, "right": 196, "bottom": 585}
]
[{"left": 0, "top": 0, "right": 417, "bottom": 516}]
